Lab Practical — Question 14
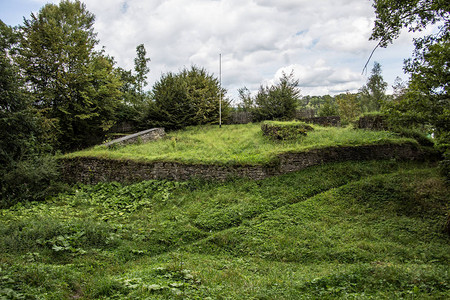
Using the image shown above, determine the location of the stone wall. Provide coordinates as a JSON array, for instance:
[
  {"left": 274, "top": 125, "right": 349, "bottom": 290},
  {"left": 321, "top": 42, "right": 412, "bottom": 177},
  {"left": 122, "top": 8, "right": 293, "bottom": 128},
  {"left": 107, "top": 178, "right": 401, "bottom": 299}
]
[
  {"left": 356, "top": 115, "right": 388, "bottom": 130},
  {"left": 226, "top": 111, "right": 253, "bottom": 124},
  {"left": 224, "top": 112, "right": 340, "bottom": 127},
  {"left": 102, "top": 128, "right": 165, "bottom": 147},
  {"left": 300, "top": 116, "right": 341, "bottom": 127},
  {"left": 59, "top": 142, "right": 438, "bottom": 184},
  {"left": 296, "top": 109, "right": 316, "bottom": 119}
]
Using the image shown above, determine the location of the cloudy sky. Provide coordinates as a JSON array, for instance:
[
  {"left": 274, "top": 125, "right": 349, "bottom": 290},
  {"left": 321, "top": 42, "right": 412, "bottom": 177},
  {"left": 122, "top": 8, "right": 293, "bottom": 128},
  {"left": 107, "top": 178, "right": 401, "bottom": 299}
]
[{"left": 0, "top": 0, "right": 432, "bottom": 102}]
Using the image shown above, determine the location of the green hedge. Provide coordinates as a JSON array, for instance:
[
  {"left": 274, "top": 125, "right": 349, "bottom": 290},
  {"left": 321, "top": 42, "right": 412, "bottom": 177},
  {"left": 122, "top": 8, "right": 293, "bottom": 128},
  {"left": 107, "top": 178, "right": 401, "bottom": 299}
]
[{"left": 261, "top": 121, "right": 314, "bottom": 140}]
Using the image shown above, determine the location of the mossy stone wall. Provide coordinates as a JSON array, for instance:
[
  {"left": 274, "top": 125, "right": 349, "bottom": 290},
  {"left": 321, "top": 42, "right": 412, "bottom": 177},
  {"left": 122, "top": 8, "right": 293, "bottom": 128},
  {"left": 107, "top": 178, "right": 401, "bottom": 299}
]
[{"left": 59, "top": 143, "right": 438, "bottom": 184}]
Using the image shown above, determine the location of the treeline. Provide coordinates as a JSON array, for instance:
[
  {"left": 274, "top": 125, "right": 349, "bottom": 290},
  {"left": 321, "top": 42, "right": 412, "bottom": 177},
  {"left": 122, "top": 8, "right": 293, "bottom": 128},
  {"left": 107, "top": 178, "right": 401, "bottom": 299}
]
[
  {"left": 235, "top": 62, "right": 393, "bottom": 125},
  {"left": 301, "top": 63, "right": 389, "bottom": 122}
]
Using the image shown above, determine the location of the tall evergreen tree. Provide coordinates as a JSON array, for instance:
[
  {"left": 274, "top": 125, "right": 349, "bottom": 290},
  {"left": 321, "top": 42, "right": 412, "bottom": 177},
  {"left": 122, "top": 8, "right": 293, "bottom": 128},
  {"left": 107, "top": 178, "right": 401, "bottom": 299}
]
[
  {"left": 253, "top": 71, "right": 300, "bottom": 121},
  {"left": 147, "top": 66, "right": 229, "bottom": 129}
]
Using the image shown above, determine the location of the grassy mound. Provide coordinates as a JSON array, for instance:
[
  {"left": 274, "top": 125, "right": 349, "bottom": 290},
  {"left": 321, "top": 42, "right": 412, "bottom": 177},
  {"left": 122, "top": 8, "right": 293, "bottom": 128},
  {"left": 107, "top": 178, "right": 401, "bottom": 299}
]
[
  {"left": 1, "top": 160, "right": 448, "bottom": 299},
  {"left": 261, "top": 120, "right": 314, "bottom": 140},
  {"left": 64, "top": 123, "right": 416, "bottom": 165}
]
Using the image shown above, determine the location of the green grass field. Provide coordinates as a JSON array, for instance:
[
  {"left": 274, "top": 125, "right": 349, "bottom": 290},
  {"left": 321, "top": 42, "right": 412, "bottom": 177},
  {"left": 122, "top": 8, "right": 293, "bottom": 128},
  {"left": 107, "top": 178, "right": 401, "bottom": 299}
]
[
  {"left": 1, "top": 160, "right": 448, "bottom": 299},
  {"left": 64, "top": 124, "right": 416, "bottom": 165}
]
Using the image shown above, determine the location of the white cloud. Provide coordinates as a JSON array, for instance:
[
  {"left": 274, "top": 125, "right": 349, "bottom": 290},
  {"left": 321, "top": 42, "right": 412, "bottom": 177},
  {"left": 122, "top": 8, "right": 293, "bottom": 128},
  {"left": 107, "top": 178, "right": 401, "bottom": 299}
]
[
  {"left": 266, "top": 61, "right": 364, "bottom": 96},
  {"left": 3, "top": 0, "right": 437, "bottom": 101}
]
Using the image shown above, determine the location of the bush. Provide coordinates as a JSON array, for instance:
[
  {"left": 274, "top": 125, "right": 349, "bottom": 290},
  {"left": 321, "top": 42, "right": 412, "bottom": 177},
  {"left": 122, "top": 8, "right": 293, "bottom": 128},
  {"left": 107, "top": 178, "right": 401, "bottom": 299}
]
[
  {"left": 0, "top": 156, "right": 62, "bottom": 208},
  {"left": 252, "top": 72, "right": 300, "bottom": 121},
  {"left": 144, "top": 66, "right": 230, "bottom": 130},
  {"left": 391, "top": 126, "right": 435, "bottom": 147},
  {"left": 355, "top": 113, "right": 435, "bottom": 147},
  {"left": 261, "top": 121, "right": 313, "bottom": 140}
]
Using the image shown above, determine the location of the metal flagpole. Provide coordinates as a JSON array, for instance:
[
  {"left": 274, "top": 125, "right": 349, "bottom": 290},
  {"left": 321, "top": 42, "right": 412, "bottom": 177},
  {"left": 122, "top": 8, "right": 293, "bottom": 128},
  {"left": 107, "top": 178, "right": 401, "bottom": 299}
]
[{"left": 219, "top": 53, "right": 222, "bottom": 128}]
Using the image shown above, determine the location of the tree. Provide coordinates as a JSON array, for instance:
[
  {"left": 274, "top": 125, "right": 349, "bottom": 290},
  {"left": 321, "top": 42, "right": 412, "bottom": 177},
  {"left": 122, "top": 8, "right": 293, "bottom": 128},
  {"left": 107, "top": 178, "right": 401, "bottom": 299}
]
[
  {"left": 0, "top": 21, "right": 59, "bottom": 208},
  {"left": 317, "top": 95, "right": 339, "bottom": 117},
  {"left": 17, "top": 0, "right": 122, "bottom": 150},
  {"left": 335, "top": 92, "right": 362, "bottom": 124},
  {"left": 253, "top": 71, "right": 300, "bottom": 121},
  {"left": 134, "top": 43, "right": 151, "bottom": 103},
  {"left": 392, "top": 76, "right": 407, "bottom": 100},
  {"left": 146, "top": 66, "right": 229, "bottom": 129},
  {"left": 359, "top": 61, "right": 388, "bottom": 112},
  {"left": 236, "top": 87, "right": 254, "bottom": 112},
  {"left": 370, "top": 0, "right": 449, "bottom": 48},
  {"left": 116, "top": 67, "right": 137, "bottom": 104},
  {"left": 370, "top": 0, "right": 449, "bottom": 143}
]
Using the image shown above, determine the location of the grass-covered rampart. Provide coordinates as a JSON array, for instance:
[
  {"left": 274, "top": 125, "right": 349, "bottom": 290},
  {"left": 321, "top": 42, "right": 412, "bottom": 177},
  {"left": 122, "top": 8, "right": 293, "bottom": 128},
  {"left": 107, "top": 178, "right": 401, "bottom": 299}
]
[
  {"left": 1, "top": 160, "right": 448, "bottom": 299},
  {"left": 64, "top": 123, "right": 417, "bottom": 165}
]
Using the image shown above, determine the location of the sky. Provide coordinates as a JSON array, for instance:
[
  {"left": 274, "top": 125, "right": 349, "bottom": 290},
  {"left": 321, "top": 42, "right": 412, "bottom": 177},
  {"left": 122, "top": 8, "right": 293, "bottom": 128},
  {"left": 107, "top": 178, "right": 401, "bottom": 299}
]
[{"left": 0, "top": 0, "right": 434, "bottom": 103}]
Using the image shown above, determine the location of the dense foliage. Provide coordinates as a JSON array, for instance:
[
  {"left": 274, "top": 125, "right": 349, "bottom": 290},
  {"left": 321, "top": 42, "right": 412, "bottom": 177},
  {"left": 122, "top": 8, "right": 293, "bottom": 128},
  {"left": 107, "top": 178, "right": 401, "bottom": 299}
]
[
  {"left": 0, "top": 21, "right": 60, "bottom": 208},
  {"left": 336, "top": 92, "right": 362, "bottom": 124},
  {"left": 316, "top": 95, "right": 339, "bottom": 117},
  {"left": 244, "top": 71, "right": 301, "bottom": 121},
  {"left": 145, "top": 66, "right": 229, "bottom": 130},
  {"left": 16, "top": 0, "right": 122, "bottom": 151},
  {"left": 371, "top": 0, "right": 449, "bottom": 146}
]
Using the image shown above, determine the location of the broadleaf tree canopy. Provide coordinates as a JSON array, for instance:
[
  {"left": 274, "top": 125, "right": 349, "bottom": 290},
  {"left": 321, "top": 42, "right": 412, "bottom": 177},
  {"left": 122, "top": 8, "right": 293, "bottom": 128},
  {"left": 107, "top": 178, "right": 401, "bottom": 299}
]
[
  {"left": 17, "top": 0, "right": 122, "bottom": 150},
  {"left": 370, "top": 0, "right": 449, "bottom": 144}
]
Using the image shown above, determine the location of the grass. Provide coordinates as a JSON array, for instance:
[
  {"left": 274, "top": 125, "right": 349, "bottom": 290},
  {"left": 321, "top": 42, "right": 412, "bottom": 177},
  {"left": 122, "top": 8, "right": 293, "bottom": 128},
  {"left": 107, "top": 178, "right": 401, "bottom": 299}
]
[
  {"left": 1, "top": 160, "right": 448, "bottom": 299},
  {"left": 63, "top": 123, "right": 417, "bottom": 165}
]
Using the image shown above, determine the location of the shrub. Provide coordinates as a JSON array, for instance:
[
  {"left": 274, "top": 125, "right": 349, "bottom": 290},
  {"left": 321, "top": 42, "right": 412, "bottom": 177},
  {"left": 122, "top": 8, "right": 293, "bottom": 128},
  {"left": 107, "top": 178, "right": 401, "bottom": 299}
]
[
  {"left": 0, "top": 156, "right": 61, "bottom": 209},
  {"left": 355, "top": 113, "right": 435, "bottom": 148},
  {"left": 261, "top": 121, "right": 313, "bottom": 140},
  {"left": 391, "top": 126, "right": 435, "bottom": 147},
  {"left": 252, "top": 71, "right": 300, "bottom": 121},
  {"left": 144, "top": 66, "right": 230, "bottom": 130}
]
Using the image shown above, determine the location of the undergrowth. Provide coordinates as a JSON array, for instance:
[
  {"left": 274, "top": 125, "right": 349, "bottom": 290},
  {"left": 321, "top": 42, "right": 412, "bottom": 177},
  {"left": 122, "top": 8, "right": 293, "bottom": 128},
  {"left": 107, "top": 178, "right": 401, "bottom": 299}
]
[{"left": 0, "top": 160, "right": 448, "bottom": 299}]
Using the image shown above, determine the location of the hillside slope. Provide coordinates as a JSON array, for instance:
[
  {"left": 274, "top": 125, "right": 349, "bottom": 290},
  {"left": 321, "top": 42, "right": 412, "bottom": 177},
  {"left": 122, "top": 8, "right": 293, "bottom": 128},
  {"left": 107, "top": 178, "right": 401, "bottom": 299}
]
[{"left": 1, "top": 160, "right": 448, "bottom": 299}]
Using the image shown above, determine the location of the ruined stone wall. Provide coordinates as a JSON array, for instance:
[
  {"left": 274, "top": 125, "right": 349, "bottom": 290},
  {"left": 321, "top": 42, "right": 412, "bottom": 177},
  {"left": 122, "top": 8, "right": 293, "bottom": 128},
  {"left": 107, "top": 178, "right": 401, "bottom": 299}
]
[
  {"left": 226, "top": 111, "right": 253, "bottom": 124},
  {"left": 59, "top": 142, "right": 438, "bottom": 184},
  {"left": 300, "top": 116, "right": 341, "bottom": 127},
  {"left": 356, "top": 115, "right": 388, "bottom": 130},
  {"left": 102, "top": 128, "right": 165, "bottom": 147}
]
